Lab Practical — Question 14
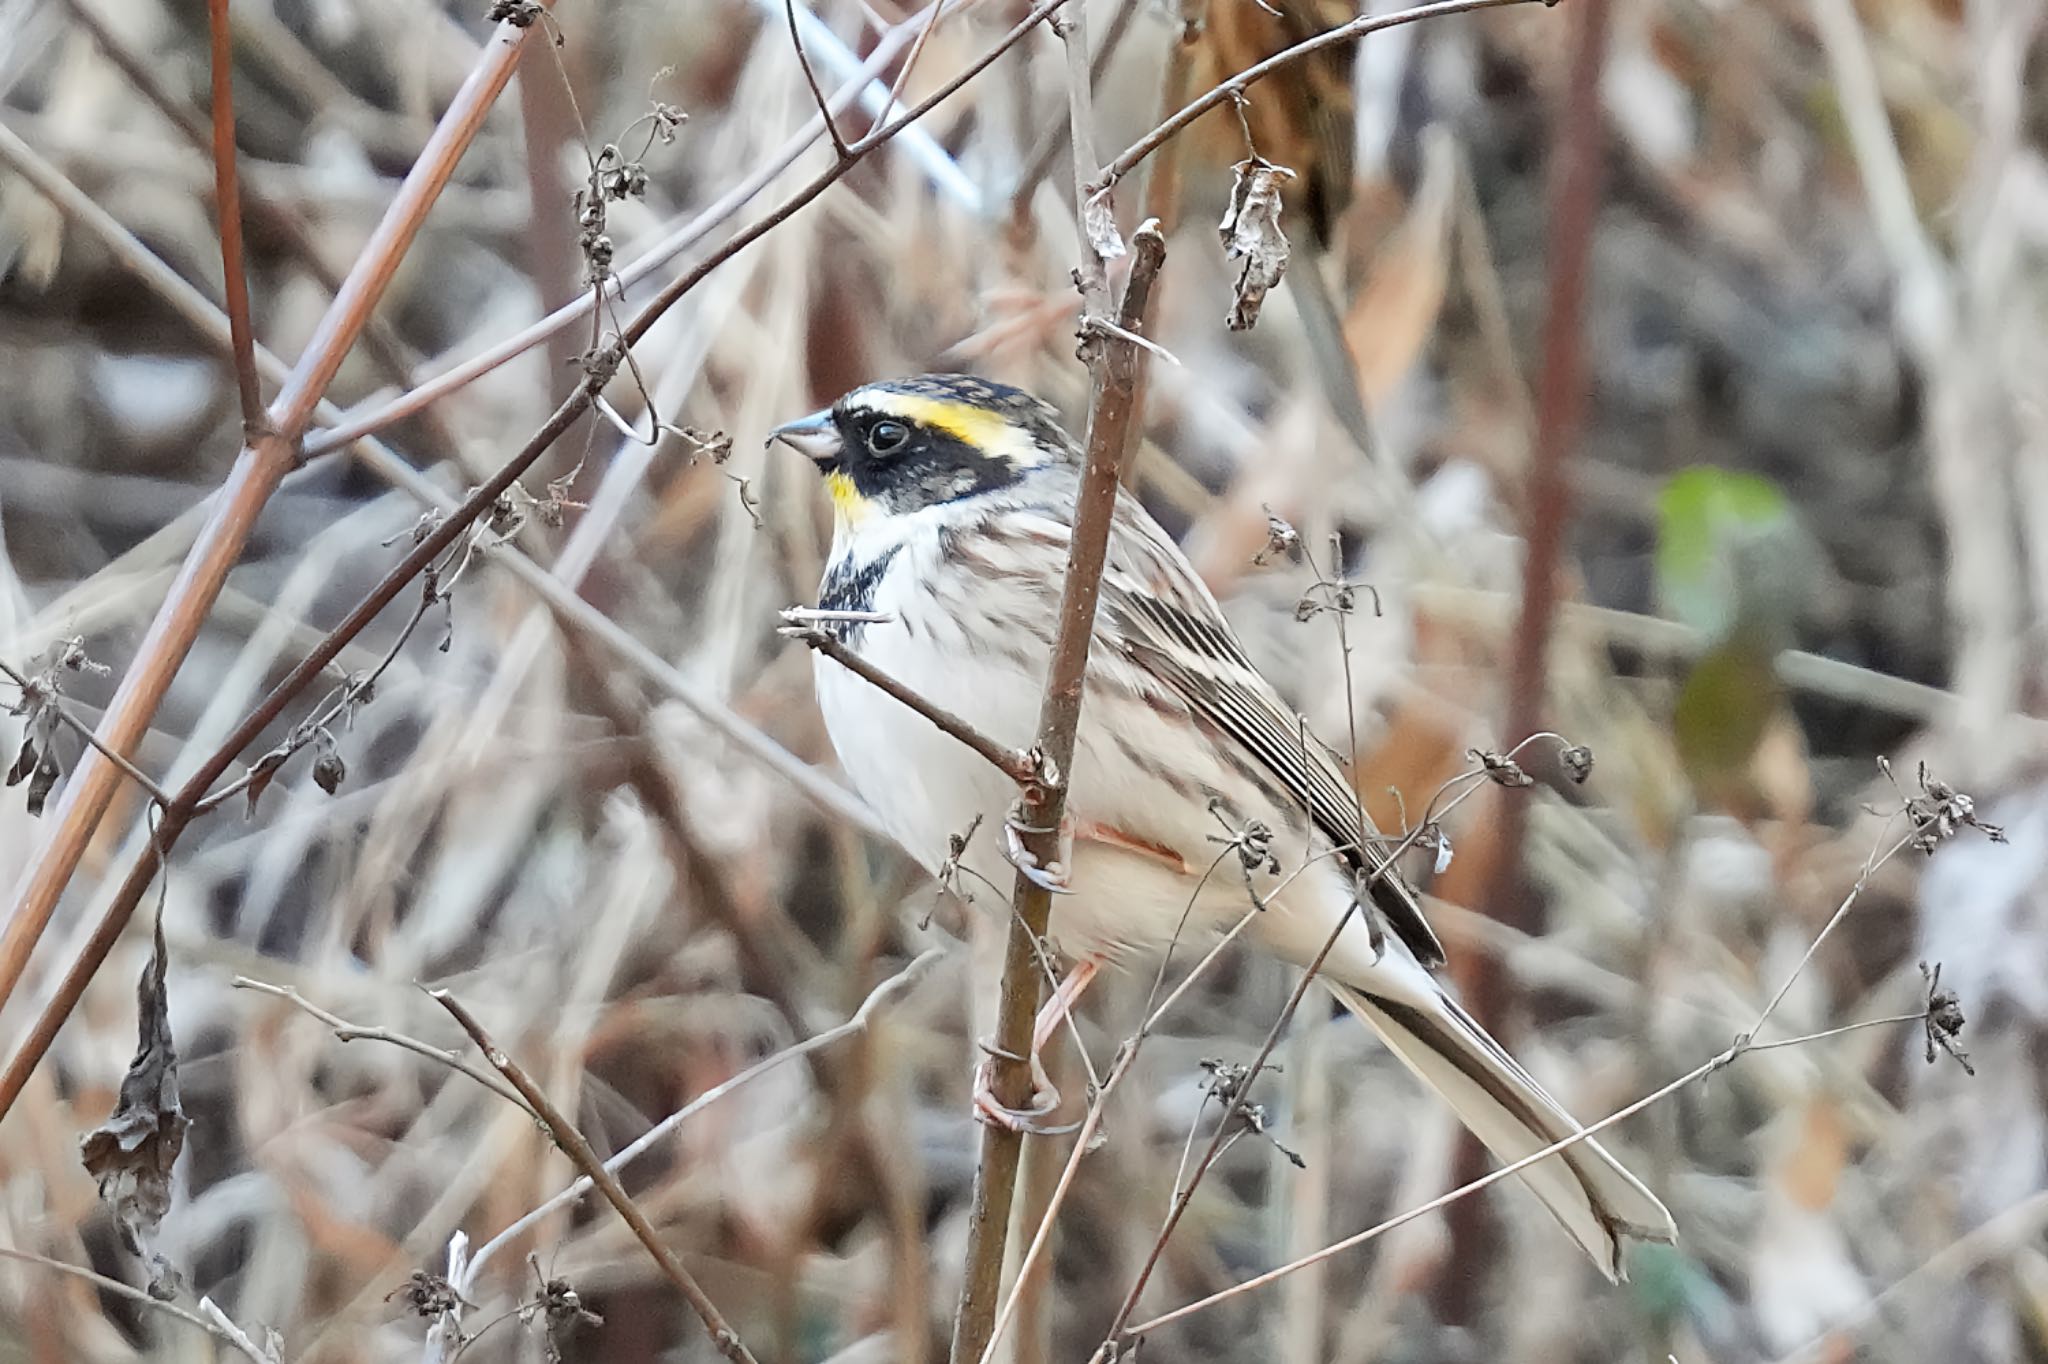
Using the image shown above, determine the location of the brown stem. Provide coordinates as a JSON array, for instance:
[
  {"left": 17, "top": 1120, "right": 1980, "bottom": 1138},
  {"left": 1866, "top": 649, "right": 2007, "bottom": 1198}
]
[
  {"left": 205, "top": 0, "right": 263, "bottom": 432},
  {"left": 431, "top": 989, "right": 762, "bottom": 1364},
  {"left": 945, "top": 148, "right": 1167, "bottom": 1363},
  {"left": 55, "top": 0, "right": 430, "bottom": 397},
  {"left": 1439, "top": 0, "right": 1612, "bottom": 1323},
  {"left": 1091, "top": 0, "right": 1538, "bottom": 194},
  {"left": 784, "top": 0, "right": 852, "bottom": 160}
]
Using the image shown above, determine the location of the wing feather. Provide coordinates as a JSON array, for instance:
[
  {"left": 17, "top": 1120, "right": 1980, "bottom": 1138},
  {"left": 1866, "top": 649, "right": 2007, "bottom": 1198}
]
[{"left": 1099, "top": 495, "right": 1445, "bottom": 966}]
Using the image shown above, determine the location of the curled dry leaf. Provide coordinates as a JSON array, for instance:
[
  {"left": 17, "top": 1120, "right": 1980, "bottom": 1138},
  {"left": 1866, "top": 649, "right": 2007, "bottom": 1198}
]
[
  {"left": 79, "top": 908, "right": 189, "bottom": 1297},
  {"left": 1083, "top": 186, "right": 1127, "bottom": 262},
  {"left": 6, "top": 699, "right": 61, "bottom": 816},
  {"left": 1217, "top": 157, "right": 1296, "bottom": 331}
]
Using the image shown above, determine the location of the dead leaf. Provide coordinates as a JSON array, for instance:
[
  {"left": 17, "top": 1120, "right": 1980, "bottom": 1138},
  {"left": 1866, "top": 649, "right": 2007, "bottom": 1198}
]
[
  {"left": 6, "top": 678, "right": 62, "bottom": 816},
  {"left": 79, "top": 907, "right": 189, "bottom": 1297},
  {"left": 1218, "top": 157, "right": 1297, "bottom": 331},
  {"left": 1082, "top": 186, "right": 1127, "bottom": 262}
]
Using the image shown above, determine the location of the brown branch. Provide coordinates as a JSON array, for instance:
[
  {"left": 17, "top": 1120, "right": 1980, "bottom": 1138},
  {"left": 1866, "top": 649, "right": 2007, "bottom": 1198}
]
[
  {"left": 784, "top": 0, "right": 852, "bottom": 160},
  {"left": 944, "top": 40, "right": 1168, "bottom": 1331},
  {"left": 0, "top": 9, "right": 550, "bottom": 1025},
  {"left": 431, "top": 989, "right": 762, "bottom": 1364},
  {"left": 1089, "top": 0, "right": 1539, "bottom": 195},
  {"left": 205, "top": 0, "right": 263, "bottom": 432},
  {"left": 230, "top": 975, "right": 534, "bottom": 1113},
  {"left": 788, "top": 625, "right": 1040, "bottom": 785}
]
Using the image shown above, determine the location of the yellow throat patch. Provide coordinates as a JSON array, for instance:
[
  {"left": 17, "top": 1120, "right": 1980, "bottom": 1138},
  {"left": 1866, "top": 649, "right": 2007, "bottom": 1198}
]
[{"left": 825, "top": 470, "right": 873, "bottom": 525}]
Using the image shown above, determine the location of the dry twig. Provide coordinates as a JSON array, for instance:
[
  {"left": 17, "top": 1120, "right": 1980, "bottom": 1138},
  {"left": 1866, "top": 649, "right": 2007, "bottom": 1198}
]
[{"left": 432, "top": 989, "right": 763, "bottom": 1364}]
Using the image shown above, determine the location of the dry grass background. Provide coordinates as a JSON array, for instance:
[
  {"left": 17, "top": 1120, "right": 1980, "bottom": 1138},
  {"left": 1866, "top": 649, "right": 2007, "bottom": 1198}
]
[{"left": 2, "top": 0, "right": 2047, "bottom": 1359}]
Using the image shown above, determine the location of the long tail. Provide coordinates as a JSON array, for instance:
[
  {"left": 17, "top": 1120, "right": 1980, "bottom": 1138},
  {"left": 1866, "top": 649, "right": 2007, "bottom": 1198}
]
[{"left": 1329, "top": 981, "right": 1676, "bottom": 1280}]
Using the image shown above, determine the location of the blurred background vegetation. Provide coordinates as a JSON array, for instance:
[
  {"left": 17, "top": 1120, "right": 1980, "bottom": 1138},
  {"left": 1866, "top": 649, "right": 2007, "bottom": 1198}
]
[{"left": 2, "top": 0, "right": 2046, "bottom": 1359}]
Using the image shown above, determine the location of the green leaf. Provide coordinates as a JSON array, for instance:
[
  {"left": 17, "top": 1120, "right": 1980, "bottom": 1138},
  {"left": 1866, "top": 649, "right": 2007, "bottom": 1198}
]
[{"left": 1656, "top": 467, "right": 1793, "bottom": 638}]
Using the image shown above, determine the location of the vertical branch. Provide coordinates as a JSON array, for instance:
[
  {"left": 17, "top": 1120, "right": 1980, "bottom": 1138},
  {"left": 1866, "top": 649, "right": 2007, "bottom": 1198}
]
[
  {"left": 205, "top": 0, "right": 263, "bottom": 432},
  {"left": 1438, "top": 0, "right": 1612, "bottom": 1320},
  {"left": 946, "top": 18, "right": 1163, "bottom": 1340}
]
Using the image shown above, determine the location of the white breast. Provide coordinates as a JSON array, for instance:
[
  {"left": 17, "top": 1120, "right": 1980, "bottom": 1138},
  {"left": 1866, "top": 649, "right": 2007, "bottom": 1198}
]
[{"left": 813, "top": 516, "right": 1044, "bottom": 880}]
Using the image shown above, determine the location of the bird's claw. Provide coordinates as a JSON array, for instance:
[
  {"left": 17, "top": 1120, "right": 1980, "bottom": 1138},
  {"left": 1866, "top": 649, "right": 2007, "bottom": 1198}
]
[
  {"left": 1003, "top": 817, "right": 1073, "bottom": 895},
  {"left": 972, "top": 1042, "right": 1079, "bottom": 1135}
]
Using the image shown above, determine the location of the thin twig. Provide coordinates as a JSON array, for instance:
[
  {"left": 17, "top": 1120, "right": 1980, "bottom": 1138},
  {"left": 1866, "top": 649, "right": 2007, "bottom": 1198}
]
[
  {"left": 0, "top": 659, "right": 174, "bottom": 808},
  {"left": 0, "top": 1248, "right": 264, "bottom": 1358},
  {"left": 875, "top": 0, "right": 949, "bottom": 128},
  {"left": 1090, "top": 0, "right": 1538, "bottom": 194},
  {"left": 204, "top": 0, "right": 264, "bottom": 433},
  {"left": 1109, "top": 813, "right": 1934, "bottom": 1345},
  {"left": 785, "top": 0, "right": 852, "bottom": 159},
  {"left": 197, "top": 1298, "right": 280, "bottom": 1364},
  {"left": 432, "top": 989, "right": 763, "bottom": 1364},
  {"left": 230, "top": 975, "right": 534, "bottom": 1112},
  {"left": 788, "top": 625, "right": 1040, "bottom": 785},
  {"left": 460, "top": 947, "right": 942, "bottom": 1292}
]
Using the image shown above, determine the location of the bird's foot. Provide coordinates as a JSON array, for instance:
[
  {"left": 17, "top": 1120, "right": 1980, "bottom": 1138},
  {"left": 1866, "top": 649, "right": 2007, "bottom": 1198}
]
[
  {"left": 1003, "top": 814, "right": 1074, "bottom": 895},
  {"left": 972, "top": 1040, "right": 1078, "bottom": 1135}
]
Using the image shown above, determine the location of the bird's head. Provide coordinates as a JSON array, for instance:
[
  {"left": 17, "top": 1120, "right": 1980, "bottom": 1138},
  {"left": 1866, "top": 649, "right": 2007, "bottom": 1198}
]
[{"left": 768, "top": 374, "right": 1077, "bottom": 524}]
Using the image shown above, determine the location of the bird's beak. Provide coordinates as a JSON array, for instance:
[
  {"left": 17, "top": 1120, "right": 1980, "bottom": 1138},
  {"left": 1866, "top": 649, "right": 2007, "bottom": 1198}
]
[{"left": 767, "top": 410, "right": 842, "bottom": 465}]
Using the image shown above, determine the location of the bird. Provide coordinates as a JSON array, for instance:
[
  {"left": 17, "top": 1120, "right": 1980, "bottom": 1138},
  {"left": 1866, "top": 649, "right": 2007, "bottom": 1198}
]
[{"left": 770, "top": 372, "right": 1676, "bottom": 1280}]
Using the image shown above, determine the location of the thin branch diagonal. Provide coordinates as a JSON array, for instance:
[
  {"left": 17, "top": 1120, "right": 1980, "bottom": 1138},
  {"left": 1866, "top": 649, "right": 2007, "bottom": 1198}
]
[
  {"left": 1091, "top": 0, "right": 1538, "bottom": 194},
  {"left": 230, "top": 976, "right": 535, "bottom": 1112},
  {"left": 788, "top": 624, "right": 1040, "bottom": 785},
  {"left": 785, "top": 0, "right": 851, "bottom": 159},
  {"left": 431, "top": 989, "right": 762, "bottom": 1364}
]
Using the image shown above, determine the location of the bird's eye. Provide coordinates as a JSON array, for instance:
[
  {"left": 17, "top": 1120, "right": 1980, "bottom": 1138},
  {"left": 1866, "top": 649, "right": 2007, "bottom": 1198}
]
[{"left": 869, "top": 420, "right": 910, "bottom": 454}]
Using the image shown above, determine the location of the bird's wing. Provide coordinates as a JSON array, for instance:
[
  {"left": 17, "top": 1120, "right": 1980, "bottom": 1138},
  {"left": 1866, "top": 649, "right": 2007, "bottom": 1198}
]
[{"left": 1098, "top": 492, "right": 1445, "bottom": 967}]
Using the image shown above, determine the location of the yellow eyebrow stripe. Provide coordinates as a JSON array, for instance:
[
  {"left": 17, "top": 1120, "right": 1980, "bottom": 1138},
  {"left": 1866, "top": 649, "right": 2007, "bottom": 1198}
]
[{"left": 866, "top": 393, "right": 1015, "bottom": 452}]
